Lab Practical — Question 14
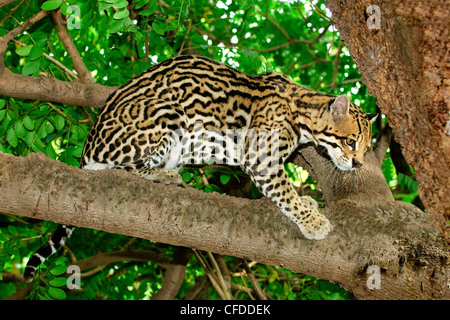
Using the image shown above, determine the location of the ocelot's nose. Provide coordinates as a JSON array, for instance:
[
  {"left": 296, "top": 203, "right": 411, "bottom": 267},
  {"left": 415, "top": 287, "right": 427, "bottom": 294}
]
[{"left": 352, "top": 159, "right": 362, "bottom": 169}]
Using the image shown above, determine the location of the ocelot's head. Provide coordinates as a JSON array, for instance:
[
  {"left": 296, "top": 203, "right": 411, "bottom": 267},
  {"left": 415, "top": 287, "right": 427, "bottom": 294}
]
[{"left": 317, "top": 95, "right": 376, "bottom": 171}]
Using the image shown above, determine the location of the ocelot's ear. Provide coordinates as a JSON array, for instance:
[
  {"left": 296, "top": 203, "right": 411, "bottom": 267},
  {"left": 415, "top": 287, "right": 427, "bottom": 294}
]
[
  {"left": 366, "top": 113, "right": 378, "bottom": 124},
  {"left": 330, "top": 95, "right": 350, "bottom": 120}
]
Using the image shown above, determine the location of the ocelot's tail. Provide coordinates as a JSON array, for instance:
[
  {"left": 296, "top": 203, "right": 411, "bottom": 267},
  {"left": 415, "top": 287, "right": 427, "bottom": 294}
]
[{"left": 23, "top": 224, "right": 75, "bottom": 282}]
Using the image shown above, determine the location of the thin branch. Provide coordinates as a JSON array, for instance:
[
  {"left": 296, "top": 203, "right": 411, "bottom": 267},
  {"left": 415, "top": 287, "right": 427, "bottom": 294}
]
[
  {"left": 0, "top": 0, "right": 17, "bottom": 7},
  {"left": 0, "top": 11, "right": 47, "bottom": 48},
  {"left": 0, "top": 0, "right": 26, "bottom": 25},
  {"left": 309, "top": 22, "right": 332, "bottom": 45},
  {"left": 151, "top": 247, "right": 192, "bottom": 300},
  {"left": 74, "top": 248, "right": 174, "bottom": 272},
  {"left": 207, "top": 252, "right": 233, "bottom": 300},
  {"left": 324, "top": 77, "right": 362, "bottom": 88},
  {"left": 258, "top": 10, "right": 292, "bottom": 41},
  {"left": 11, "top": 39, "right": 80, "bottom": 80},
  {"left": 193, "top": 26, "right": 312, "bottom": 54},
  {"left": 177, "top": 20, "right": 192, "bottom": 56},
  {"left": 0, "top": 68, "right": 116, "bottom": 107},
  {"left": 330, "top": 38, "right": 344, "bottom": 90},
  {"left": 0, "top": 9, "right": 48, "bottom": 71},
  {"left": 49, "top": 10, "right": 94, "bottom": 84},
  {"left": 194, "top": 250, "right": 228, "bottom": 299},
  {"left": 242, "top": 260, "right": 268, "bottom": 300}
]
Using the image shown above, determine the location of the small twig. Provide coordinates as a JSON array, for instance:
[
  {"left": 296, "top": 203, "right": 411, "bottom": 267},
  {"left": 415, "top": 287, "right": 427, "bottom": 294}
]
[
  {"left": 80, "top": 106, "right": 95, "bottom": 126},
  {"left": 258, "top": 10, "right": 292, "bottom": 41},
  {"left": 312, "top": 3, "right": 331, "bottom": 22},
  {"left": 198, "top": 168, "right": 209, "bottom": 186},
  {"left": 194, "top": 250, "right": 228, "bottom": 299},
  {"left": 0, "top": 10, "right": 48, "bottom": 57},
  {"left": 0, "top": 0, "right": 26, "bottom": 26},
  {"left": 238, "top": 273, "right": 255, "bottom": 299},
  {"left": 50, "top": 10, "right": 94, "bottom": 84},
  {"left": 324, "top": 78, "right": 362, "bottom": 88},
  {"left": 12, "top": 39, "right": 79, "bottom": 80},
  {"left": 177, "top": 20, "right": 192, "bottom": 56},
  {"left": 330, "top": 39, "right": 344, "bottom": 90},
  {"left": 207, "top": 252, "right": 232, "bottom": 300},
  {"left": 79, "top": 265, "right": 106, "bottom": 278},
  {"left": 309, "top": 22, "right": 332, "bottom": 45},
  {"left": 192, "top": 26, "right": 313, "bottom": 54},
  {"left": 242, "top": 260, "right": 268, "bottom": 300},
  {"left": 46, "top": 101, "right": 71, "bottom": 120}
]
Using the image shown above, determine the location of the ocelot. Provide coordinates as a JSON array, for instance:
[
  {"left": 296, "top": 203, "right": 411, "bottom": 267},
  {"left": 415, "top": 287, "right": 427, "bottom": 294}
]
[{"left": 24, "top": 55, "right": 376, "bottom": 281}]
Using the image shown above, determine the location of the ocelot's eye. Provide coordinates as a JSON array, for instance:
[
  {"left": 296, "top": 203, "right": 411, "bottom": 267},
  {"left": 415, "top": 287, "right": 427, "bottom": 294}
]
[{"left": 345, "top": 138, "right": 356, "bottom": 149}]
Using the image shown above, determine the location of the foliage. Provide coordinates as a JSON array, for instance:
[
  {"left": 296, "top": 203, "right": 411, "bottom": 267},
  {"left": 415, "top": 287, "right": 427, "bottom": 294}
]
[{"left": 0, "top": 0, "right": 417, "bottom": 300}]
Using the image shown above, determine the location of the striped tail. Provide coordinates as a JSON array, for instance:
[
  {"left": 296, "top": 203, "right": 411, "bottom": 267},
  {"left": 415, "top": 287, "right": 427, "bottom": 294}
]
[{"left": 24, "top": 224, "right": 75, "bottom": 282}]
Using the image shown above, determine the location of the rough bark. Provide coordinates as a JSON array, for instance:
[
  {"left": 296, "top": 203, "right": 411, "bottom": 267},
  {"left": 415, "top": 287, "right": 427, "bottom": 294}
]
[
  {"left": 0, "top": 68, "right": 115, "bottom": 107},
  {"left": 325, "top": 0, "right": 450, "bottom": 226},
  {"left": 0, "top": 151, "right": 448, "bottom": 300}
]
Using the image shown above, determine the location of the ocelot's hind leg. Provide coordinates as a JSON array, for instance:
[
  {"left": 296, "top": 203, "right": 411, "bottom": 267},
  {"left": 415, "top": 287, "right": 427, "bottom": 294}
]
[
  {"left": 244, "top": 163, "right": 331, "bottom": 240},
  {"left": 127, "top": 135, "right": 183, "bottom": 184}
]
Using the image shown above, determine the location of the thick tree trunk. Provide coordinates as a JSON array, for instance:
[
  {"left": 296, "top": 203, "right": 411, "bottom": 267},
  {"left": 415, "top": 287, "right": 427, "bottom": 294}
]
[
  {"left": 325, "top": 0, "right": 450, "bottom": 227},
  {"left": 0, "top": 151, "right": 448, "bottom": 300}
]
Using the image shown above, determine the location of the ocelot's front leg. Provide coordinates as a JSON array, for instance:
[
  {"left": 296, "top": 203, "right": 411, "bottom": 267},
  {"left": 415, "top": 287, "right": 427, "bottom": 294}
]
[{"left": 244, "top": 163, "right": 331, "bottom": 240}]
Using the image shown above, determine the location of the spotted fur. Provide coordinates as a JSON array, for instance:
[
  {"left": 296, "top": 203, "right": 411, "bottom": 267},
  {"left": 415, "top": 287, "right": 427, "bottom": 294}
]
[{"left": 24, "top": 55, "right": 375, "bottom": 281}]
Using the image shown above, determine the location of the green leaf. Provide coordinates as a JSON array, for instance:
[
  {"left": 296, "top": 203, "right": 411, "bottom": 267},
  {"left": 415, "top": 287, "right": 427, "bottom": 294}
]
[
  {"left": 37, "top": 123, "right": 48, "bottom": 139},
  {"left": 47, "top": 286, "right": 67, "bottom": 300},
  {"left": 16, "top": 45, "right": 33, "bottom": 57},
  {"left": 6, "top": 127, "right": 18, "bottom": 147},
  {"left": 45, "top": 121, "right": 55, "bottom": 134},
  {"left": 50, "top": 264, "right": 67, "bottom": 276},
  {"left": 23, "top": 115, "right": 34, "bottom": 130},
  {"left": 46, "top": 143, "right": 57, "bottom": 159},
  {"left": 7, "top": 225, "right": 17, "bottom": 236},
  {"left": 14, "top": 121, "right": 27, "bottom": 138},
  {"left": 139, "top": 8, "right": 156, "bottom": 16},
  {"left": 182, "top": 172, "right": 192, "bottom": 183},
  {"left": 71, "top": 144, "right": 83, "bottom": 158},
  {"left": 29, "top": 46, "right": 44, "bottom": 61},
  {"left": 108, "top": 17, "right": 127, "bottom": 33},
  {"left": 49, "top": 277, "right": 68, "bottom": 287},
  {"left": 24, "top": 131, "right": 35, "bottom": 146},
  {"left": 152, "top": 19, "right": 167, "bottom": 35},
  {"left": 135, "top": 0, "right": 149, "bottom": 9},
  {"left": 41, "top": 0, "right": 62, "bottom": 11},
  {"left": 220, "top": 173, "right": 231, "bottom": 184},
  {"left": 22, "top": 61, "right": 40, "bottom": 76},
  {"left": 0, "top": 99, "right": 6, "bottom": 109},
  {"left": 113, "top": 0, "right": 129, "bottom": 8},
  {"left": 53, "top": 115, "right": 65, "bottom": 131},
  {"left": 114, "top": 9, "right": 130, "bottom": 20},
  {"left": 0, "top": 110, "right": 6, "bottom": 122}
]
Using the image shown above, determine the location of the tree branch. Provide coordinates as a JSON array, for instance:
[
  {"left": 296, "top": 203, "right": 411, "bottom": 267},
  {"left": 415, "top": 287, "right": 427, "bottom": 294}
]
[
  {"left": 151, "top": 247, "right": 192, "bottom": 300},
  {"left": 0, "top": 10, "right": 48, "bottom": 50},
  {"left": 0, "top": 0, "right": 17, "bottom": 7},
  {"left": 49, "top": 10, "right": 94, "bottom": 84},
  {"left": 0, "top": 151, "right": 447, "bottom": 300},
  {"left": 0, "top": 68, "right": 116, "bottom": 107}
]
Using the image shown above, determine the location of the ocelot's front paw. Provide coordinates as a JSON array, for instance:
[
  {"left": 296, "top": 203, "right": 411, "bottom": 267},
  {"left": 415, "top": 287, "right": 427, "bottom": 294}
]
[
  {"left": 299, "top": 195, "right": 319, "bottom": 210},
  {"left": 298, "top": 211, "right": 331, "bottom": 240}
]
